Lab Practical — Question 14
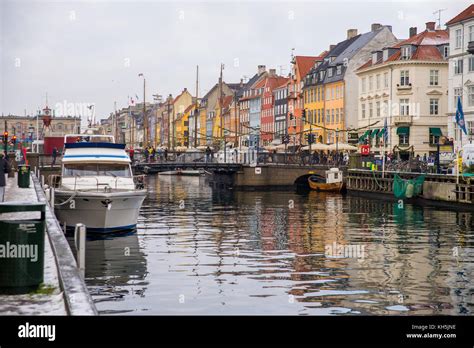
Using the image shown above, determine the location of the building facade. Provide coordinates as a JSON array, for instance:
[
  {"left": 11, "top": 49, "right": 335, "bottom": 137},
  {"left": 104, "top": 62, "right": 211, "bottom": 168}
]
[
  {"left": 446, "top": 5, "right": 474, "bottom": 150},
  {"left": 357, "top": 22, "right": 449, "bottom": 157}
]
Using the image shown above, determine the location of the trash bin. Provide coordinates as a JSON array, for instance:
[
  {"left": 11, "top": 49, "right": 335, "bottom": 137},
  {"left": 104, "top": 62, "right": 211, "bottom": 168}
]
[
  {"left": 18, "top": 165, "right": 30, "bottom": 188},
  {"left": 0, "top": 202, "right": 45, "bottom": 294}
]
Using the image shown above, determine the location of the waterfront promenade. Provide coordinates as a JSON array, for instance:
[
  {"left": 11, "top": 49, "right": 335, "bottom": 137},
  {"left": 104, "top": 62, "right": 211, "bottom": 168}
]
[{"left": 0, "top": 173, "right": 96, "bottom": 315}]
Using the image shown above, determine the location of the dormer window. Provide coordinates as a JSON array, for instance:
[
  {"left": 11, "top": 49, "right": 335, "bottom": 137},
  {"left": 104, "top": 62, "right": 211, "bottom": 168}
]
[
  {"left": 383, "top": 49, "right": 389, "bottom": 62},
  {"left": 328, "top": 68, "right": 333, "bottom": 78},
  {"left": 336, "top": 65, "right": 342, "bottom": 75},
  {"left": 443, "top": 45, "right": 449, "bottom": 59},
  {"left": 401, "top": 46, "right": 411, "bottom": 60},
  {"left": 372, "top": 52, "right": 378, "bottom": 64},
  {"left": 320, "top": 71, "right": 325, "bottom": 80}
]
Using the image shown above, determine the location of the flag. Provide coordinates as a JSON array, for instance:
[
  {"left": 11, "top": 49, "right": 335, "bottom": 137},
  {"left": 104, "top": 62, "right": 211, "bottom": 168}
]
[
  {"left": 383, "top": 117, "right": 388, "bottom": 145},
  {"left": 129, "top": 96, "right": 135, "bottom": 106},
  {"left": 456, "top": 96, "right": 467, "bottom": 135},
  {"left": 135, "top": 94, "right": 140, "bottom": 101}
]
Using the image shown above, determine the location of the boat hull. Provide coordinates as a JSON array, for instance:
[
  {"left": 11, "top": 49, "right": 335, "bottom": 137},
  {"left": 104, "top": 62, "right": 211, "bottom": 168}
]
[
  {"left": 308, "top": 180, "right": 343, "bottom": 193},
  {"left": 54, "top": 190, "right": 146, "bottom": 234}
]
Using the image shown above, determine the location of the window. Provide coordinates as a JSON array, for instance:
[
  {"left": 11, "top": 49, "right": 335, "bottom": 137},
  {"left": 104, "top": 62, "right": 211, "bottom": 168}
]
[
  {"left": 362, "top": 78, "right": 366, "bottom": 93},
  {"left": 455, "top": 29, "right": 462, "bottom": 49},
  {"left": 430, "top": 70, "right": 439, "bottom": 86},
  {"left": 369, "top": 103, "right": 373, "bottom": 118},
  {"left": 470, "top": 25, "right": 474, "bottom": 42},
  {"left": 336, "top": 65, "right": 342, "bottom": 75},
  {"left": 399, "top": 133, "right": 409, "bottom": 145},
  {"left": 331, "top": 109, "right": 335, "bottom": 123},
  {"left": 376, "top": 74, "right": 380, "bottom": 90},
  {"left": 336, "top": 109, "right": 339, "bottom": 123},
  {"left": 444, "top": 46, "right": 449, "bottom": 58},
  {"left": 63, "top": 164, "right": 132, "bottom": 177},
  {"left": 469, "top": 57, "right": 474, "bottom": 72},
  {"left": 400, "top": 99, "right": 410, "bottom": 115},
  {"left": 454, "top": 59, "right": 463, "bottom": 74},
  {"left": 384, "top": 72, "right": 389, "bottom": 88},
  {"left": 400, "top": 70, "right": 409, "bottom": 86},
  {"left": 430, "top": 99, "right": 439, "bottom": 115},
  {"left": 361, "top": 104, "right": 366, "bottom": 119},
  {"left": 401, "top": 46, "right": 411, "bottom": 60},
  {"left": 429, "top": 132, "right": 440, "bottom": 145},
  {"left": 326, "top": 109, "right": 330, "bottom": 123},
  {"left": 454, "top": 87, "right": 463, "bottom": 105},
  {"left": 383, "top": 100, "right": 389, "bottom": 117},
  {"left": 328, "top": 68, "right": 333, "bottom": 77},
  {"left": 376, "top": 101, "right": 381, "bottom": 117},
  {"left": 369, "top": 76, "right": 373, "bottom": 90},
  {"left": 469, "top": 86, "right": 474, "bottom": 107}
]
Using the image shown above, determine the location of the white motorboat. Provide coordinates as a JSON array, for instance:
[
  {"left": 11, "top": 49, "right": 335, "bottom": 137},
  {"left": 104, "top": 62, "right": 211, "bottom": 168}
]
[{"left": 53, "top": 134, "right": 147, "bottom": 234}]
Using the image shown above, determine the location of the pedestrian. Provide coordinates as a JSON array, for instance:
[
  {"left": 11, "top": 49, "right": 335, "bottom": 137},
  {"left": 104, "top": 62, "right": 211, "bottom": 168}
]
[
  {"left": 0, "top": 154, "right": 11, "bottom": 202},
  {"left": 423, "top": 153, "right": 427, "bottom": 162},
  {"left": 164, "top": 148, "right": 168, "bottom": 162},
  {"left": 206, "top": 146, "right": 211, "bottom": 163},
  {"left": 129, "top": 148, "right": 135, "bottom": 162},
  {"left": 51, "top": 147, "right": 58, "bottom": 167}
]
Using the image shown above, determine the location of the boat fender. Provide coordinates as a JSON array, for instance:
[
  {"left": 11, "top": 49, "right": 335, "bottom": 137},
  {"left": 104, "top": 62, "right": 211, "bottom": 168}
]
[{"left": 405, "top": 183, "right": 414, "bottom": 198}]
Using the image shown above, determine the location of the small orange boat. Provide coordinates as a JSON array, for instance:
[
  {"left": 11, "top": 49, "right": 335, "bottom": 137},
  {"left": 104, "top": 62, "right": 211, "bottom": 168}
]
[{"left": 308, "top": 168, "right": 343, "bottom": 193}]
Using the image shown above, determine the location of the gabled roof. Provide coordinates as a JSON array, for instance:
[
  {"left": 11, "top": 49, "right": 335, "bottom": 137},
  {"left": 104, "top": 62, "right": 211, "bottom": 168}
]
[
  {"left": 221, "top": 95, "right": 233, "bottom": 109},
  {"left": 446, "top": 4, "right": 474, "bottom": 26},
  {"left": 295, "top": 56, "right": 320, "bottom": 79}
]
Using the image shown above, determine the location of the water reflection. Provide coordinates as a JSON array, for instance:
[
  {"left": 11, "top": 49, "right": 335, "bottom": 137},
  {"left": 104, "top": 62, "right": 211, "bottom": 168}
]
[{"left": 83, "top": 175, "right": 474, "bottom": 315}]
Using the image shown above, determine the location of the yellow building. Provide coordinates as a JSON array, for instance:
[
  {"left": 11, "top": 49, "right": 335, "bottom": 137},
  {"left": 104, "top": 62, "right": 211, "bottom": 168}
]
[
  {"left": 175, "top": 104, "right": 194, "bottom": 147},
  {"left": 323, "top": 81, "right": 345, "bottom": 144}
]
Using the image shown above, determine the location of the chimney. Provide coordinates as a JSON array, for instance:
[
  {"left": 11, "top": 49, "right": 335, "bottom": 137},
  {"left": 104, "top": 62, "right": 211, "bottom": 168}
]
[
  {"left": 240, "top": 78, "right": 243, "bottom": 87},
  {"left": 269, "top": 68, "right": 276, "bottom": 75},
  {"left": 371, "top": 23, "right": 382, "bottom": 32},
  {"left": 257, "top": 65, "right": 266, "bottom": 75},
  {"left": 347, "top": 29, "right": 358, "bottom": 39},
  {"left": 426, "top": 21, "right": 436, "bottom": 31},
  {"left": 329, "top": 44, "right": 336, "bottom": 51},
  {"left": 409, "top": 27, "right": 417, "bottom": 37}
]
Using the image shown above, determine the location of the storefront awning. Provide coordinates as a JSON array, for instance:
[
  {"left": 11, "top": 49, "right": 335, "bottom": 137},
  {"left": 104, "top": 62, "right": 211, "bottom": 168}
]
[
  {"left": 359, "top": 130, "right": 371, "bottom": 141},
  {"left": 396, "top": 127, "right": 410, "bottom": 135},
  {"left": 370, "top": 129, "right": 379, "bottom": 138},
  {"left": 377, "top": 128, "right": 386, "bottom": 137},
  {"left": 429, "top": 127, "right": 442, "bottom": 136}
]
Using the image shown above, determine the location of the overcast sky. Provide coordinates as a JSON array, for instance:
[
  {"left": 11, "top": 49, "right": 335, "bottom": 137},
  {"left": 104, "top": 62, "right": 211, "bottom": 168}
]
[{"left": 0, "top": 0, "right": 471, "bottom": 123}]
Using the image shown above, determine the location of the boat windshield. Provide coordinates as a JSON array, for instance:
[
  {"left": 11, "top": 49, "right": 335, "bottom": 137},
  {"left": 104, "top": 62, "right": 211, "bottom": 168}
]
[{"left": 63, "top": 164, "right": 132, "bottom": 177}]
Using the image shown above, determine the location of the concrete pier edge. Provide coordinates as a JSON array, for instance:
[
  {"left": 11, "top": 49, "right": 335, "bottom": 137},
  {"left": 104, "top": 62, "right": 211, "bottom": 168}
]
[{"left": 32, "top": 174, "right": 97, "bottom": 315}]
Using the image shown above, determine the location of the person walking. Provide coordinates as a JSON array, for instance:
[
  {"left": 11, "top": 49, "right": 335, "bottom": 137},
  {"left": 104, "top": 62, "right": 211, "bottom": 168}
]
[
  {"left": 0, "top": 154, "right": 11, "bottom": 202},
  {"left": 205, "top": 146, "right": 211, "bottom": 163}
]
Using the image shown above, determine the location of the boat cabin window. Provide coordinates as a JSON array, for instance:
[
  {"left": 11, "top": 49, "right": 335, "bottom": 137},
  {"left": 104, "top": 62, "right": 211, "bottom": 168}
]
[{"left": 63, "top": 164, "right": 132, "bottom": 177}]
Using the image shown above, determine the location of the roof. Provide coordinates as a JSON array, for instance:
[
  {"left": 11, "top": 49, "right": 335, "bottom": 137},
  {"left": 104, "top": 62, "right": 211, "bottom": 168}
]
[
  {"left": 295, "top": 56, "right": 320, "bottom": 79},
  {"left": 221, "top": 95, "right": 234, "bottom": 108},
  {"left": 446, "top": 4, "right": 474, "bottom": 26},
  {"left": 393, "top": 29, "right": 448, "bottom": 47},
  {"left": 357, "top": 28, "right": 448, "bottom": 71}
]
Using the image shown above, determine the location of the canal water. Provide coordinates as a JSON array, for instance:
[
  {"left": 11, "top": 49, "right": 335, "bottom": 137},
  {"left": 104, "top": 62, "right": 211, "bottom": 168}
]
[{"left": 83, "top": 175, "right": 473, "bottom": 315}]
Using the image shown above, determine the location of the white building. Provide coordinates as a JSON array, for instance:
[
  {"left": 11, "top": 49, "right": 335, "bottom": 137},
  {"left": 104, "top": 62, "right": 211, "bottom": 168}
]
[
  {"left": 356, "top": 22, "right": 449, "bottom": 158},
  {"left": 446, "top": 4, "right": 474, "bottom": 151}
]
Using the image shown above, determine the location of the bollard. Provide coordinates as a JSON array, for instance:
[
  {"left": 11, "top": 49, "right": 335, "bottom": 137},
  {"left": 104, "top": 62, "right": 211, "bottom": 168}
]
[
  {"left": 74, "top": 223, "right": 86, "bottom": 278},
  {"left": 49, "top": 187, "right": 55, "bottom": 213}
]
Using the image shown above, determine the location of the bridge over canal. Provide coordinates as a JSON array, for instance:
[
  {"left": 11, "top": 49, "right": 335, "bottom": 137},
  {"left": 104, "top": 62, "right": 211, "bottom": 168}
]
[{"left": 133, "top": 162, "right": 346, "bottom": 189}]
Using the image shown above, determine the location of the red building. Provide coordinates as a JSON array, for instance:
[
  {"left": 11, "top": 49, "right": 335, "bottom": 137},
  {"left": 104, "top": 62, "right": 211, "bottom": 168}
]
[{"left": 260, "top": 74, "right": 289, "bottom": 145}]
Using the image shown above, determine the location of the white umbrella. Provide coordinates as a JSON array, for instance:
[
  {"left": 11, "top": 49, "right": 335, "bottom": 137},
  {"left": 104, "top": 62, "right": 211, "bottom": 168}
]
[
  {"left": 175, "top": 146, "right": 187, "bottom": 152},
  {"left": 196, "top": 145, "right": 208, "bottom": 150},
  {"left": 264, "top": 145, "right": 277, "bottom": 150},
  {"left": 302, "top": 143, "right": 330, "bottom": 151},
  {"left": 327, "top": 143, "right": 358, "bottom": 151}
]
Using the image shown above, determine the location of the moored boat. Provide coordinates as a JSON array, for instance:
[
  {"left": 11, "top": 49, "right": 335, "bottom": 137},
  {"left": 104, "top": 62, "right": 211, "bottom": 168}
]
[
  {"left": 52, "top": 134, "right": 147, "bottom": 234},
  {"left": 308, "top": 168, "right": 344, "bottom": 193}
]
